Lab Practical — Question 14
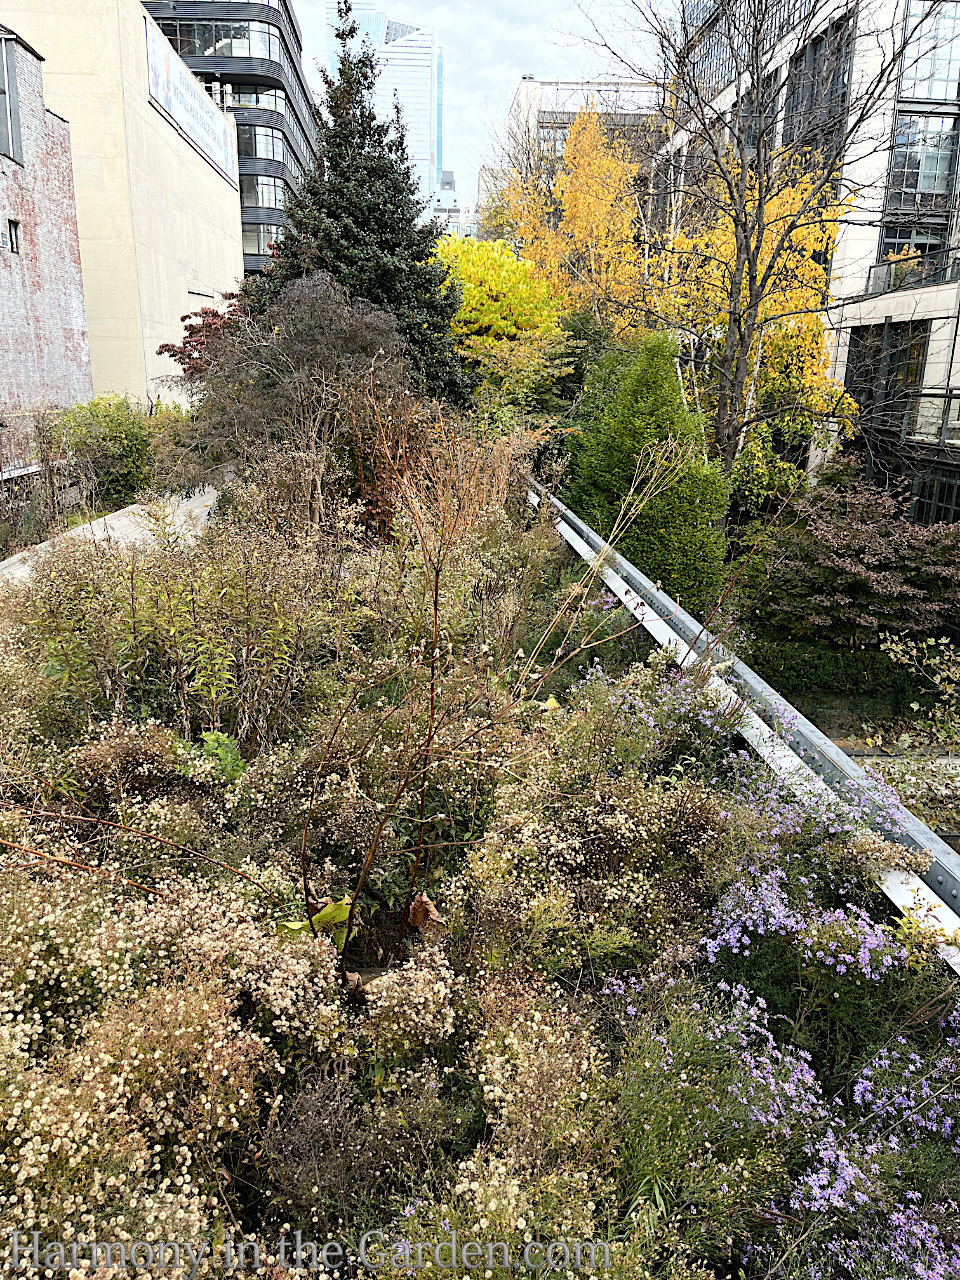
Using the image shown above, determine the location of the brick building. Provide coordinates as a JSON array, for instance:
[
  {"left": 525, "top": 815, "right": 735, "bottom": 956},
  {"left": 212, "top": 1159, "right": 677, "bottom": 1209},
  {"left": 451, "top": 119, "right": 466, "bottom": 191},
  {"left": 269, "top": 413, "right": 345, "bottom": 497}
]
[{"left": 0, "top": 23, "right": 92, "bottom": 426}]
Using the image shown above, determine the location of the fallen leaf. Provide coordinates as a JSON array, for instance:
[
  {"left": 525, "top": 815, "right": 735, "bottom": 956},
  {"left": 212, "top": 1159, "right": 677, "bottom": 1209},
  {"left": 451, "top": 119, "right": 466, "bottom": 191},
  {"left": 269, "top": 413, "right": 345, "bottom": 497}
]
[{"left": 409, "top": 892, "right": 446, "bottom": 930}]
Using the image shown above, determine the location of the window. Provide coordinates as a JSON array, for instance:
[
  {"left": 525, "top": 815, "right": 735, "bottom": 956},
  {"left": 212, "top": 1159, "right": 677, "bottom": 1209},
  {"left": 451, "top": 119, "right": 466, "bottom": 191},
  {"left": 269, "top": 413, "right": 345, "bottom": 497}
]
[
  {"left": 221, "top": 85, "right": 286, "bottom": 113},
  {"left": 163, "top": 0, "right": 289, "bottom": 13},
  {"left": 845, "top": 320, "right": 930, "bottom": 427},
  {"left": 207, "top": 83, "right": 312, "bottom": 159},
  {"left": 235, "top": 125, "right": 301, "bottom": 176},
  {"left": 901, "top": 1, "right": 960, "bottom": 100},
  {"left": 912, "top": 468, "right": 960, "bottom": 524},
  {"left": 240, "top": 175, "right": 289, "bottom": 209},
  {"left": 237, "top": 123, "right": 285, "bottom": 163},
  {"left": 7, "top": 219, "right": 19, "bottom": 254},
  {"left": 781, "top": 17, "right": 852, "bottom": 146},
  {"left": 0, "top": 38, "right": 23, "bottom": 163},
  {"left": 688, "top": 21, "right": 735, "bottom": 101},
  {"left": 886, "top": 114, "right": 960, "bottom": 214},
  {"left": 242, "top": 223, "right": 282, "bottom": 256},
  {"left": 737, "top": 70, "right": 780, "bottom": 154},
  {"left": 880, "top": 224, "right": 946, "bottom": 259},
  {"left": 159, "top": 20, "right": 285, "bottom": 69}
]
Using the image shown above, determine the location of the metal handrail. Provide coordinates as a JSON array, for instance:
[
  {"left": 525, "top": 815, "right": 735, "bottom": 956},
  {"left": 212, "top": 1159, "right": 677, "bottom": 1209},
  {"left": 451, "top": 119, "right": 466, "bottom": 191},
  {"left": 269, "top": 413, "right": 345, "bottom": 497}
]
[
  {"left": 865, "top": 247, "right": 960, "bottom": 297},
  {"left": 530, "top": 480, "right": 960, "bottom": 927}
]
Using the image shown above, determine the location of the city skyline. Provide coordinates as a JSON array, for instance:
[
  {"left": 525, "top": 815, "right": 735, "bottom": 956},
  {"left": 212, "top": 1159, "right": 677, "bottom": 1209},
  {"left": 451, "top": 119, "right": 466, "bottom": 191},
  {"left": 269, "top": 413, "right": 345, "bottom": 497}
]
[{"left": 299, "top": 0, "right": 599, "bottom": 203}]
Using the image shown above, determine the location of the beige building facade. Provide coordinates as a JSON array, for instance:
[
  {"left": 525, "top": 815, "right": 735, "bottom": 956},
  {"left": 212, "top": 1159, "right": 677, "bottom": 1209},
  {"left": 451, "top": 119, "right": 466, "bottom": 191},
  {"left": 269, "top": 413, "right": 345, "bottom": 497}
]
[{"left": 1, "top": 0, "right": 244, "bottom": 405}]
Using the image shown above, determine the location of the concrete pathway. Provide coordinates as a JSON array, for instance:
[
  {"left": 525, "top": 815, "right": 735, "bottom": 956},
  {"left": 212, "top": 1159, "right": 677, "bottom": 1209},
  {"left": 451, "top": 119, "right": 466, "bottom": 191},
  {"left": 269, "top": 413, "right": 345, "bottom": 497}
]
[{"left": 0, "top": 487, "right": 217, "bottom": 585}]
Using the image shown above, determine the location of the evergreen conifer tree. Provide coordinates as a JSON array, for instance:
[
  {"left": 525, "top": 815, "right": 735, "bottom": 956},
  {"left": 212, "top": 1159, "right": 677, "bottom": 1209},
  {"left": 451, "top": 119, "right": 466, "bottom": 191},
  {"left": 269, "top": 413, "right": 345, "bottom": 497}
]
[
  {"left": 245, "top": 0, "right": 465, "bottom": 400},
  {"left": 567, "top": 333, "right": 730, "bottom": 617}
]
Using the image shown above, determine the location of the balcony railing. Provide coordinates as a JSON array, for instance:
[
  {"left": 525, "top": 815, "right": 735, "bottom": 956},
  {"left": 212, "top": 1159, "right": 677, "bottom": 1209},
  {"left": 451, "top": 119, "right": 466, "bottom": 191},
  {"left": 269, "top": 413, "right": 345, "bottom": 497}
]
[
  {"left": 865, "top": 247, "right": 960, "bottom": 296},
  {"left": 902, "top": 391, "right": 960, "bottom": 447}
]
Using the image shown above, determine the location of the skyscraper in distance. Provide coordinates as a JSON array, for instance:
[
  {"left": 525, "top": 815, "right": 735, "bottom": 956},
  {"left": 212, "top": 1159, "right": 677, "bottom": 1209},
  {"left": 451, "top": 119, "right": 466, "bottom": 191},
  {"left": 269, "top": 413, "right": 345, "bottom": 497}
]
[{"left": 325, "top": 2, "right": 444, "bottom": 202}]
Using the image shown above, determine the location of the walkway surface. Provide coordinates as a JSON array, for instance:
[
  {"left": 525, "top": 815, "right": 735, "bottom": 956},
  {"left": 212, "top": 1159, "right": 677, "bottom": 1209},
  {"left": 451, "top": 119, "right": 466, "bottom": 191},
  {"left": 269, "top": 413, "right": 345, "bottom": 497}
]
[{"left": 0, "top": 488, "right": 217, "bottom": 585}]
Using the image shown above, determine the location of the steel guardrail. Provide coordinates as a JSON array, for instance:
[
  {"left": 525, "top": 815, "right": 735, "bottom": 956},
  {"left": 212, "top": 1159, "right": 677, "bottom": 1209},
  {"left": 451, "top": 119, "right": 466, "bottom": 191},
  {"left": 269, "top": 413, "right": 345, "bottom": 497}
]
[{"left": 530, "top": 480, "right": 960, "bottom": 917}]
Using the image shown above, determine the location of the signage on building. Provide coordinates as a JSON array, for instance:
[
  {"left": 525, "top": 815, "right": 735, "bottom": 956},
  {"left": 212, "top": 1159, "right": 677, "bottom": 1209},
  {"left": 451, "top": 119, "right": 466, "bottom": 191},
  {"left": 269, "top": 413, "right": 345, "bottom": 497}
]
[{"left": 144, "top": 16, "right": 238, "bottom": 185}]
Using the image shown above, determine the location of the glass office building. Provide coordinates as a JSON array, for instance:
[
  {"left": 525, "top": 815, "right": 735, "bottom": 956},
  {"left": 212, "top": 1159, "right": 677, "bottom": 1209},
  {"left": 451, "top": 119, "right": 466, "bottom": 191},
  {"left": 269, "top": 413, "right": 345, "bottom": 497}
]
[
  {"left": 325, "top": 2, "right": 444, "bottom": 201},
  {"left": 144, "top": 0, "right": 317, "bottom": 273}
]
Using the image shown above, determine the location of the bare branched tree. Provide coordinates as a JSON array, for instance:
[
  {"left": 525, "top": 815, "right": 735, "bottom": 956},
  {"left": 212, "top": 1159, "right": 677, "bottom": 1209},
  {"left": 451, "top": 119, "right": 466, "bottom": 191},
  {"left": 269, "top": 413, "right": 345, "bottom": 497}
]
[{"left": 580, "top": 0, "right": 945, "bottom": 469}]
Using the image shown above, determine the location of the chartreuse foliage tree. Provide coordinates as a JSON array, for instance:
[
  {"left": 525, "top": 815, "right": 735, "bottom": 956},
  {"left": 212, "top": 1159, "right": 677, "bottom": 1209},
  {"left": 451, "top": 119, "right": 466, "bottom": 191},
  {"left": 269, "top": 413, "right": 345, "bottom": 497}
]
[
  {"left": 435, "top": 237, "right": 576, "bottom": 420},
  {"left": 567, "top": 333, "right": 730, "bottom": 616},
  {"left": 436, "top": 238, "right": 560, "bottom": 345},
  {"left": 245, "top": 0, "right": 465, "bottom": 401}
]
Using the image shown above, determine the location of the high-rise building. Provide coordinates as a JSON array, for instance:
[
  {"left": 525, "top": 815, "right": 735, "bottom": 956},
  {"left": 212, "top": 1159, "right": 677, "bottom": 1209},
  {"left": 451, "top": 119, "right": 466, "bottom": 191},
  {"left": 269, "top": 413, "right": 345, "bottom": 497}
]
[
  {"left": 827, "top": 4, "right": 960, "bottom": 523},
  {"left": 324, "top": 2, "right": 444, "bottom": 201},
  {"left": 509, "top": 76, "right": 657, "bottom": 160},
  {"left": 0, "top": 22, "right": 93, "bottom": 419},
  {"left": 3, "top": 0, "right": 244, "bottom": 405},
  {"left": 431, "top": 170, "right": 477, "bottom": 239},
  {"left": 144, "top": 0, "right": 317, "bottom": 273}
]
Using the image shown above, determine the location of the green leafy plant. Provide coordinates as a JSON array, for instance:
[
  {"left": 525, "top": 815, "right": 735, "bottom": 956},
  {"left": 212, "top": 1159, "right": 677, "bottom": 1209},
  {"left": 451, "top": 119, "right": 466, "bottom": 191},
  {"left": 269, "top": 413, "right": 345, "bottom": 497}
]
[
  {"left": 278, "top": 898, "right": 352, "bottom": 951},
  {"left": 200, "top": 730, "right": 246, "bottom": 781},
  {"left": 566, "top": 332, "right": 731, "bottom": 616},
  {"left": 55, "top": 396, "right": 156, "bottom": 511}
]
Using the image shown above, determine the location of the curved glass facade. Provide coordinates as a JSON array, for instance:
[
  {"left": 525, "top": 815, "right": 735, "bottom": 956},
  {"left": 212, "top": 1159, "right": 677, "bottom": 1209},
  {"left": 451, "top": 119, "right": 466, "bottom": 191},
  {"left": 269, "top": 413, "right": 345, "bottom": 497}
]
[{"left": 144, "top": 0, "right": 317, "bottom": 273}]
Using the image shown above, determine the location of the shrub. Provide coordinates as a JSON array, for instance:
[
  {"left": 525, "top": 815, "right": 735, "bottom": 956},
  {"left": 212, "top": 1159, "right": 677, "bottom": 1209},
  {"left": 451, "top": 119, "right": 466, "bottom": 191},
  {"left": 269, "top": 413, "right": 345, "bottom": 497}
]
[
  {"left": 55, "top": 396, "right": 156, "bottom": 510},
  {"left": 168, "top": 273, "right": 421, "bottom": 534},
  {"left": 8, "top": 514, "right": 355, "bottom": 746},
  {"left": 753, "top": 637, "right": 923, "bottom": 707},
  {"left": 608, "top": 980, "right": 824, "bottom": 1254},
  {"left": 755, "top": 464, "right": 960, "bottom": 646},
  {"left": 566, "top": 333, "right": 730, "bottom": 616}
]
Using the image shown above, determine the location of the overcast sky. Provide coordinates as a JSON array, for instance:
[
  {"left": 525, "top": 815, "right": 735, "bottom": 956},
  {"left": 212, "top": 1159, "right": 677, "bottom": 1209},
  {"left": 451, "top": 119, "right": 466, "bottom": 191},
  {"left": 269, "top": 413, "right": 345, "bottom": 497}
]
[{"left": 296, "top": 0, "right": 612, "bottom": 206}]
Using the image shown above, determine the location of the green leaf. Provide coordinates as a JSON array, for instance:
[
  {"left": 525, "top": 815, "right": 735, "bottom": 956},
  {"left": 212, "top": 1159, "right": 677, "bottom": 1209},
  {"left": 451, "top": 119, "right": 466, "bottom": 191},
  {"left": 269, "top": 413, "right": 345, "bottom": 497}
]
[
  {"left": 277, "top": 919, "right": 312, "bottom": 939},
  {"left": 277, "top": 897, "right": 352, "bottom": 945},
  {"left": 314, "top": 897, "right": 351, "bottom": 928}
]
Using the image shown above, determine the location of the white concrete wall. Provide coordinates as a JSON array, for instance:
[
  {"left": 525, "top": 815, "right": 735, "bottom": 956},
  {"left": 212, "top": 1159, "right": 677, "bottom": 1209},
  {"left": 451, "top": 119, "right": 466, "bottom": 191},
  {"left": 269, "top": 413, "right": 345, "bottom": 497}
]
[{"left": 2, "top": 0, "right": 244, "bottom": 406}]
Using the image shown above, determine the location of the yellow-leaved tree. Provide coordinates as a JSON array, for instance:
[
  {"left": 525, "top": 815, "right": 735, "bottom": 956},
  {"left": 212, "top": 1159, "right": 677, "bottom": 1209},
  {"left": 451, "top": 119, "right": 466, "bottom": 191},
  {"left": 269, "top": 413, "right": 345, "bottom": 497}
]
[
  {"left": 436, "top": 236, "right": 576, "bottom": 424},
  {"left": 504, "top": 110, "right": 856, "bottom": 489},
  {"left": 638, "top": 163, "right": 857, "bottom": 502},
  {"left": 504, "top": 110, "right": 644, "bottom": 327}
]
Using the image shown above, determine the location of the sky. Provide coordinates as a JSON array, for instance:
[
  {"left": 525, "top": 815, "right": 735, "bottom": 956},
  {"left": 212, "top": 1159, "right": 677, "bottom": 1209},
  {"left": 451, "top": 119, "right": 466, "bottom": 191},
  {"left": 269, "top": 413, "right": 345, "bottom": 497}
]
[{"left": 296, "top": 0, "right": 609, "bottom": 207}]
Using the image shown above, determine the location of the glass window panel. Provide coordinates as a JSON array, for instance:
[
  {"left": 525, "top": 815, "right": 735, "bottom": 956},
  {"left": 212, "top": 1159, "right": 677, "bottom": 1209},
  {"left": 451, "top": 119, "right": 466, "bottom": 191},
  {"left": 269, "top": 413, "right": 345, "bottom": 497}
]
[
  {"left": 243, "top": 224, "right": 283, "bottom": 255},
  {"left": 249, "top": 22, "right": 270, "bottom": 58},
  {"left": 236, "top": 124, "right": 255, "bottom": 158},
  {"left": 845, "top": 320, "right": 930, "bottom": 427},
  {"left": 240, "top": 176, "right": 288, "bottom": 208},
  {"left": 195, "top": 24, "right": 216, "bottom": 57},
  {"left": 902, "top": 1, "right": 960, "bottom": 100},
  {"left": 888, "top": 114, "right": 960, "bottom": 214},
  {"left": 176, "top": 24, "right": 201, "bottom": 57},
  {"left": 215, "top": 23, "right": 249, "bottom": 56}
]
